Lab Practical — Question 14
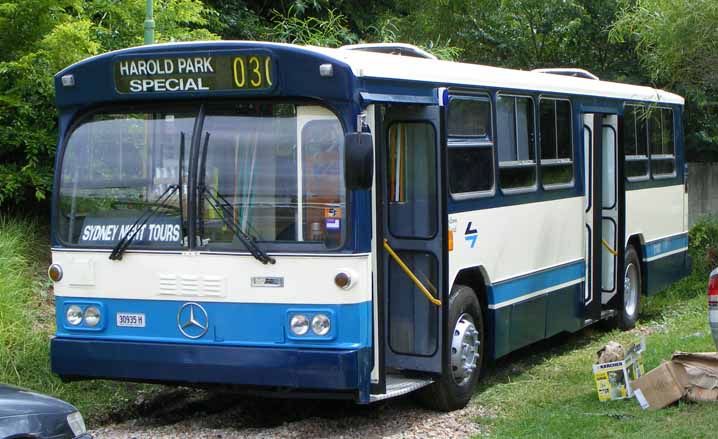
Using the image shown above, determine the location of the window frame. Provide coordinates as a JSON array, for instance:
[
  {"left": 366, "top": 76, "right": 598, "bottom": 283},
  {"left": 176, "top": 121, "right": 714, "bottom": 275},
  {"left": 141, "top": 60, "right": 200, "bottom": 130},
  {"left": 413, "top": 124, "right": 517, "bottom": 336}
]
[
  {"left": 649, "top": 106, "right": 676, "bottom": 179},
  {"left": 446, "top": 93, "right": 496, "bottom": 200},
  {"left": 623, "top": 104, "right": 650, "bottom": 182},
  {"left": 538, "top": 96, "right": 575, "bottom": 190},
  {"left": 55, "top": 100, "right": 351, "bottom": 253},
  {"left": 447, "top": 94, "right": 493, "bottom": 140},
  {"left": 55, "top": 105, "right": 199, "bottom": 250},
  {"left": 496, "top": 93, "right": 538, "bottom": 194},
  {"left": 623, "top": 103, "right": 677, "bottom": 181}
]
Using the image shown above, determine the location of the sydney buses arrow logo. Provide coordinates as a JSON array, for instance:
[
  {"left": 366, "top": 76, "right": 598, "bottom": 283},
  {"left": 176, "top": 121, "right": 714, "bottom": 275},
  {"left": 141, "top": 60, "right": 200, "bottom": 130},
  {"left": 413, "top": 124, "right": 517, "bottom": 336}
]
[{"left": 465, "top": 222, "right": 478, "bottom": 248}]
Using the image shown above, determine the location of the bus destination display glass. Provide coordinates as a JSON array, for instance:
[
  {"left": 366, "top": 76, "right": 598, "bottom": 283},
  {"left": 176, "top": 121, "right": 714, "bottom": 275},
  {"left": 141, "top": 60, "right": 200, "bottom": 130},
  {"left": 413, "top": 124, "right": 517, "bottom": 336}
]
[{"left": 114, "top": 54, "right": 274, "bottom": 93}]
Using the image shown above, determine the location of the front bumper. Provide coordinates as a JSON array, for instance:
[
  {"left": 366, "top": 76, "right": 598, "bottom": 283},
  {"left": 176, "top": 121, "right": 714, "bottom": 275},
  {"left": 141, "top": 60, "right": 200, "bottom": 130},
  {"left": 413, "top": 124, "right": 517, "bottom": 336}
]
[{"left": 51, "top": 338, "right": 372, "bottom": 402}]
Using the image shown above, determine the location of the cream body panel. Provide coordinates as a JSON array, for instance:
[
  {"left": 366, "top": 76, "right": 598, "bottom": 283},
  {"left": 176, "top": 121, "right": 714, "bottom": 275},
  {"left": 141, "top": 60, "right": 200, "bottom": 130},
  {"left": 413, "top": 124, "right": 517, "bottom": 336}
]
[
  {"left": 625, "top": 184, "right": 686, "bottom": 244},
  {"left": 52, "top": 250, "right": 371, "bottom": 305},
  {"left": 448, "top": 196, "right": 584, "bottom": 287}
]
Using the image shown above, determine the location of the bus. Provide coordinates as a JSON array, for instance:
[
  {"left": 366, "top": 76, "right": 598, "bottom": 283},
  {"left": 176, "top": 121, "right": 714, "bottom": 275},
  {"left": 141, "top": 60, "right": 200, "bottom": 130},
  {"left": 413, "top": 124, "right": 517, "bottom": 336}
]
[{"left": 48, "top": 41, "right": 690, "bottom": 411}]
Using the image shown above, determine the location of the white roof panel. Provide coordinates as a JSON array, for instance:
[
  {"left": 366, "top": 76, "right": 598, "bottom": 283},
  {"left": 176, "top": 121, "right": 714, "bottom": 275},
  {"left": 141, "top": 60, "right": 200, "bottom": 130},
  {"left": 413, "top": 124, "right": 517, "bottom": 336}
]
[{"left": 307, "top": 45, "right": 684, "bottom": 105}]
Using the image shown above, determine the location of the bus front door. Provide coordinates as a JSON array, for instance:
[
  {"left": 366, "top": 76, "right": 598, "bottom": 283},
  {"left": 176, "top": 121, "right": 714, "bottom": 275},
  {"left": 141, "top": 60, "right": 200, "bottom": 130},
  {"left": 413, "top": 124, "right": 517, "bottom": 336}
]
[
  {"left": 582, "top": 113, "right": 625, "bottom": 323},
  {"left": 376, "top": 104, "right": 445, "bottom": 376}
]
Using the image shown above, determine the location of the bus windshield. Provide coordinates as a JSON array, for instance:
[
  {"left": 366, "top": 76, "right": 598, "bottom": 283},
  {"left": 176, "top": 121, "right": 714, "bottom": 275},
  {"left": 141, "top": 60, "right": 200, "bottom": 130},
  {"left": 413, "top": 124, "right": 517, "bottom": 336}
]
[{"left": 57, "top": 103, "right": 346, "bottom": 251}]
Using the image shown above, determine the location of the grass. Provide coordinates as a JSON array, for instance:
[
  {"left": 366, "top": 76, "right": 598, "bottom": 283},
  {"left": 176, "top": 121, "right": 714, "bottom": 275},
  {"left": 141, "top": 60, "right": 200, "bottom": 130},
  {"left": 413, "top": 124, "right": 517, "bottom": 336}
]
[
  {"left": 0, "top": 216, "right": 159, "bottom": 425},
  {"left": 474, "top": 259, "right": 717, "bottom": 437}
]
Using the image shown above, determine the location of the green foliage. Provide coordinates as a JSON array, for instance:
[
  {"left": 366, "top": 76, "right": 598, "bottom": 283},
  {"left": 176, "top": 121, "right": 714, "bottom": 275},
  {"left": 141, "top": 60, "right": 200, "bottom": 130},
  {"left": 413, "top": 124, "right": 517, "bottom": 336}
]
[
  {"left": 389, "top": 0, "right": 643, "bottom": 80},
  {"left": 271, "top": 5, "right": 357, "bottom": 46},
  {"left": 0, "top": 0, "right": 218, "bottom": 208},
  {"left": 86, "top": 0, "right": 218, "bottom": 49},
  {"left": 0, "top": 217, "right": 160, "bottom": 423},
  {"left": 611, "top": 0, "right": 718, "bottom": 161},
  {"left": 688, "top": 216, "right": 718, "bottom": 276},
  {"left": 203, "top": 0, "right": 272, "bottom": 40}
]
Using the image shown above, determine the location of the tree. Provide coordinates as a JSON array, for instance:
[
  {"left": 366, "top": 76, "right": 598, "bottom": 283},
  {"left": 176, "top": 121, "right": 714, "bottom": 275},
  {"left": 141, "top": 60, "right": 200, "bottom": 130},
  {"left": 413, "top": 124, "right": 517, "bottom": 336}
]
[
  {"left": 270, "top": 5, "right": 357, "bottom": 46},
  {"left": 0, "top": 0, "right": 219, "bottom": 208},
  {"left": 611, "top": 0, "right": 718, "bottom": 160},
  {"left": 387, "top": 0, "right": 642, "bottom": 79}
]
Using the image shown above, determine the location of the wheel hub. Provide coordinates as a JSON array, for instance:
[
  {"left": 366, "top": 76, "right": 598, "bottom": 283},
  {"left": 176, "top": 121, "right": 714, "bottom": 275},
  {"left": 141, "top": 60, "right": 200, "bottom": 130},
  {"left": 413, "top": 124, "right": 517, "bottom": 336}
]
[
  {"left": 624, "top": 262, "right": 638, "bottom": 316},
  {"left": 451, "top": 313, "right": 480, "bottom": 385}
]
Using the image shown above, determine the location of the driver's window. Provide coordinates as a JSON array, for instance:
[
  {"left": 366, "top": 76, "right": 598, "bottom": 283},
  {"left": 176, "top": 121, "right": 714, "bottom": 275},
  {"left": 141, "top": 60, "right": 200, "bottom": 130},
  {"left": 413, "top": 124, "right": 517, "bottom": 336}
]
[{"left": 301, "top": 119, "right": 344, "bottom": 247}]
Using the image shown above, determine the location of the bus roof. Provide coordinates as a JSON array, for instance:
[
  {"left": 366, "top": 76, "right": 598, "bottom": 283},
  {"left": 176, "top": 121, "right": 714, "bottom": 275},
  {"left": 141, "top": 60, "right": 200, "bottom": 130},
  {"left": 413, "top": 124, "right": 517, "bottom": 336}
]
[
  {"left": 309, "top": 45, "right": 684, "bottom": 106},
  {"left": 56, "top": 41, "right": 684, "bottom": 106}
]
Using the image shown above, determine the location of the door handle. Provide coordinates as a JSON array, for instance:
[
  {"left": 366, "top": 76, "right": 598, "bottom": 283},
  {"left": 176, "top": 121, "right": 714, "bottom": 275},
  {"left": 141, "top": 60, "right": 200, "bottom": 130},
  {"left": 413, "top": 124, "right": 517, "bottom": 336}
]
[{"left": 383, "top": 239, "right": 442, "bottom": 306}]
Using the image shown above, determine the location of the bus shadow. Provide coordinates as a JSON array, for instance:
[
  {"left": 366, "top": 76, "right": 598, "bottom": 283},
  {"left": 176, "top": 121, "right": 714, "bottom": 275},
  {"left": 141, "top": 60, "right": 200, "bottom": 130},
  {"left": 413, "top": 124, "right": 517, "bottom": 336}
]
[
  {"left": 99, "top": 315, "right": 666, "bottom": 431},
  {"left": 479, "top": 327, "right": 602, "bottom": 390},
  {"left": 477, "top": 316, "right": 661, "bottom": 393},
  {"left": 99, "top": 386, "right": 469, "bottom": 437}
]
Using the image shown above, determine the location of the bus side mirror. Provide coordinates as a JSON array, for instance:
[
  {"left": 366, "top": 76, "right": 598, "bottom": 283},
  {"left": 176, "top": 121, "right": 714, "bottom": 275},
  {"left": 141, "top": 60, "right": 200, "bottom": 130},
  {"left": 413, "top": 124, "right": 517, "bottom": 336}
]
[{"left": 345, "top": 132, "right": 373, "bottom": 190}]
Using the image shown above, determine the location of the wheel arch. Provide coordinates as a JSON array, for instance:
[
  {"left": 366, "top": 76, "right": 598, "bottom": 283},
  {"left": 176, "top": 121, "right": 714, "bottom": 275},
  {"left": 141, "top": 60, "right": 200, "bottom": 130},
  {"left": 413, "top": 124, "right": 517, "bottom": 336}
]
[{"left": 626, "top": 233, "right": 646, "bottom": 295}]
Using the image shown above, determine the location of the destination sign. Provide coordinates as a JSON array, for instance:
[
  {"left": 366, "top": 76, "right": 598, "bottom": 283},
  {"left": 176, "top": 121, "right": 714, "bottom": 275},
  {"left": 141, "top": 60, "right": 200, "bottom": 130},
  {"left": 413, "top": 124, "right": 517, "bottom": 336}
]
[
  {"left": 80, "top": 216, "right": 181, "bottom": 245},
  {"left": 114, "top": 53, "right": 274, "bottom": 94}
]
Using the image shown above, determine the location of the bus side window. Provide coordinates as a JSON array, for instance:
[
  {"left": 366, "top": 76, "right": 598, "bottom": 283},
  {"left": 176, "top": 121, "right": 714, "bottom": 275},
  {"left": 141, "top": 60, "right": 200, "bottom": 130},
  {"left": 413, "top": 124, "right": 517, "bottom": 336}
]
[
  {"left": 387, "top": 122, "right": 437, "bottom": 238},
  {"left": 446, "top": 95, "right": 495, "bottom": 197},
  {"left": 539, "top": 98, "right": 574, "bottom": 188},
  {"left": 624, "top": 105, "right": 649, "bottom": 180},
  {"left": 649, "top": 107, "right": 676, "bottom": 177},
  {"left": 497, "top": 95, "right": 536, "bottom": 191}
]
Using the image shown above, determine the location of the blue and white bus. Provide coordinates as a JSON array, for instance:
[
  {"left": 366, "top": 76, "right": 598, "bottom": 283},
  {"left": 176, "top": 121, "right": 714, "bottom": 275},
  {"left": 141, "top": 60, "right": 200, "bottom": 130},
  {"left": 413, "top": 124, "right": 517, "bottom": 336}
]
[{"left": 49, "top": 41, "right": 689, "bottom": 410}]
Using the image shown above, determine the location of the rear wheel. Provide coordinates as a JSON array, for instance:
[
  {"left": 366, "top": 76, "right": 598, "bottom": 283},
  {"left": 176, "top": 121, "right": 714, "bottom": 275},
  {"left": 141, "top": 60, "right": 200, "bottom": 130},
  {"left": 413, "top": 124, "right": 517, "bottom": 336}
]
[
  {"left": 417, "top": 284, "right": 484, "bottom": 411},
  {"left": 617, "top": 246, "right": 642, "bottom": 330}
]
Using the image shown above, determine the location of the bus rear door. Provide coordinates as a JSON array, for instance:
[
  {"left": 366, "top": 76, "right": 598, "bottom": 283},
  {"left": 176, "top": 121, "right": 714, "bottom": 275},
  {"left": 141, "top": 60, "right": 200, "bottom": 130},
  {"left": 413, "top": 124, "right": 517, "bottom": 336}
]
[{"left": 582, "top": 113, "right": 625, "bottom": 322}]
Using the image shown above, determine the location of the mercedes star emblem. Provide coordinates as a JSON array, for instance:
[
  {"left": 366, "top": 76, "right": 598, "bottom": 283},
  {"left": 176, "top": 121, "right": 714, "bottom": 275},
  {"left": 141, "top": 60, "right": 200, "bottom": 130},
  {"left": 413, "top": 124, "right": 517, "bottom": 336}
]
[{"left": 177, "top": 302, "right": 209, "bottom": 339}]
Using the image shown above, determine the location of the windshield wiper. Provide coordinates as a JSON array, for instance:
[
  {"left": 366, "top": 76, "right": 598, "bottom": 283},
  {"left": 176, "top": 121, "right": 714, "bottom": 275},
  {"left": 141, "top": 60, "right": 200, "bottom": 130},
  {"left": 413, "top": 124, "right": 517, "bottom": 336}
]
[
  {"left": 109, "top": 184, "right": 180, "bottom": 261},
  {"left": 110, "top": 133, "right": 186, "bottom": 260},
  {"left": 200, "top": 187, "right": 276, "bottom": 265},
  {"left": 196, "top": 131, "right": 275, "bottom": 265}
]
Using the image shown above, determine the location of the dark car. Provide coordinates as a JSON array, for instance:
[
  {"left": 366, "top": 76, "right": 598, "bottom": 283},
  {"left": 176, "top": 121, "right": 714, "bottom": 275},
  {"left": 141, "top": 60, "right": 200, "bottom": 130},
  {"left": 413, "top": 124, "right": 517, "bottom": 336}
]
[{"left": 0, "top": 384, "right": 90, "bottom": 439}]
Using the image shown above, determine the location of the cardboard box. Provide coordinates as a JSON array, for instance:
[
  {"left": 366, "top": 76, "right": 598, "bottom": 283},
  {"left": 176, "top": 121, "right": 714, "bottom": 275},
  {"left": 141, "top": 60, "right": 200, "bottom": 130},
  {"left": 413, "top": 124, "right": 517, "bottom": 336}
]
[
  {"left": 672, "top": 352, "right": 718, "bottom": 389},
  {"left": 631, "top": 361, "right": 690, "bottom": 410},
  {"left": 593, "top": 340, "right": 645, "bottom": 401}
]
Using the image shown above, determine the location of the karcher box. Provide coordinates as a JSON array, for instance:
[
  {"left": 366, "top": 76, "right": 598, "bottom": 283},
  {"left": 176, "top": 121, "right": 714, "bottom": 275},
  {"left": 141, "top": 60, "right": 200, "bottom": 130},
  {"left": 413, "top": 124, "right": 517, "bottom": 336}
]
[{"left": 593, "top": 340, "right": 646, "bottom": 401}]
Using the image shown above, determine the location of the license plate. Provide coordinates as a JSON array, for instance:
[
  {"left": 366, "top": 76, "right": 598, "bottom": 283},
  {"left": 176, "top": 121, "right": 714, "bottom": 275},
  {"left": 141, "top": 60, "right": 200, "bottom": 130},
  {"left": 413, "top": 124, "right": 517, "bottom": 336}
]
[{"left": 116, "top": 312, "right": 146, "bottom": 328}]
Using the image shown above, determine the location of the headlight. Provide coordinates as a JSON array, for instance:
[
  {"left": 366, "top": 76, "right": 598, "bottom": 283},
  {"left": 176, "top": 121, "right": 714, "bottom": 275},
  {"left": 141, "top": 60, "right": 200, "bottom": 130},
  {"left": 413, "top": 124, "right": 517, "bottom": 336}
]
[
  {"left": 84, "top": 306, "right": 101, "bottom": 327},
  {"left": 66, "top": 305, "right": 83, "bottom": 326},
  {"left": 289, "top": 314, "right": 309, "bottom": 335},
  {"left": 311, "top": 314, "right": 331, "bottom": 336},
  {"left": 66, "top": 411, "right": 86, "bottom": 435}
]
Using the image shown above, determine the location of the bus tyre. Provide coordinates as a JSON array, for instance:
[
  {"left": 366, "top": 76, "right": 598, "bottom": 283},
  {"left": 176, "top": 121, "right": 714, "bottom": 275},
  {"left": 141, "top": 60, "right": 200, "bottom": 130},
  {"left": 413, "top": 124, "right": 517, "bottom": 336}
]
[
  {"left": 418, "top": 284, "right": 484, "bottom": 412},
  {"left": 617, "top": 246, "right": 642, "bottom": 330}
]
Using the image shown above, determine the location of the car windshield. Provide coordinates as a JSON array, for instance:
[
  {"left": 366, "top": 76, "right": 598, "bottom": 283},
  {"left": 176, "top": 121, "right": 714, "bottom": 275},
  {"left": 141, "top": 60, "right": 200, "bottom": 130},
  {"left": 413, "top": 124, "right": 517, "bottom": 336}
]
[{"left": 57, "top": 103, "right": 346, "bottom": 251}]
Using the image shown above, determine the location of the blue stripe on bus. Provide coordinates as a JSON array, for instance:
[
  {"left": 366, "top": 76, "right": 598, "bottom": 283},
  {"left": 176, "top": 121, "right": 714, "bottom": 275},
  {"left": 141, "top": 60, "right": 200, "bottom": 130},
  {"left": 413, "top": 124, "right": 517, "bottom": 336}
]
[
  {"left": 55, "top": 297, "right": 372, "bottom": 350},
  {"left": 488, "top": 259, "right": 585, "bottom": 307},
  {"left": 643, "top": 233, "right": 689, "bottom": 259}
]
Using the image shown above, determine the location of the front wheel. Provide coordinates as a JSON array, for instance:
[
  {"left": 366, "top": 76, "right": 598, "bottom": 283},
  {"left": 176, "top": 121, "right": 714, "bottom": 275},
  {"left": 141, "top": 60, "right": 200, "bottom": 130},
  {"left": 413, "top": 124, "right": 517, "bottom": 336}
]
[{"left": 417, "top": 284, "right": 484, "bottom": 411}]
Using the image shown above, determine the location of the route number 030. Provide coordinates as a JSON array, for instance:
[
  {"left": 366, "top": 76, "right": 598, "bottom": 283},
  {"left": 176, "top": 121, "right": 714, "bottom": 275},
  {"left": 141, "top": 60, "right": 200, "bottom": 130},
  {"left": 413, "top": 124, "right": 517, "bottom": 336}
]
[{"left": 232, "top": 55, "right": 273, "bottom": 89}]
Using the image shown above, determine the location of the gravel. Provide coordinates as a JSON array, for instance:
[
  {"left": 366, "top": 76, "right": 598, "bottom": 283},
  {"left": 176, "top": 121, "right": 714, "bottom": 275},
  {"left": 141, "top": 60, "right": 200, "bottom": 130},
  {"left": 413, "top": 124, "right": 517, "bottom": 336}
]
[{"left": 91, "top": 388, "right": 492, "bottom": 438}]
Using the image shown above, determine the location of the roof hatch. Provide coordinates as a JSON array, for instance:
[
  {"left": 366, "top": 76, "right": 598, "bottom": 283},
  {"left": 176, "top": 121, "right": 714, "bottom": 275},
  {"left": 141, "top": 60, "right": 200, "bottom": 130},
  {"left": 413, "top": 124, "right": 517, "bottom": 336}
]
[{"left": 339, "top": 43, "right": 437, "bottom": 60}]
